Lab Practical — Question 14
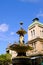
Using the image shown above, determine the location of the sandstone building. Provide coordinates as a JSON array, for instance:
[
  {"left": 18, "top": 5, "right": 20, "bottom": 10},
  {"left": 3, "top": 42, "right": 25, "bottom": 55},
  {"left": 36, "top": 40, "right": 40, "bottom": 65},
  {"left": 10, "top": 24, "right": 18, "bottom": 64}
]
[{"left": 6, "top": 18, "right": 43, "bottom": 59}]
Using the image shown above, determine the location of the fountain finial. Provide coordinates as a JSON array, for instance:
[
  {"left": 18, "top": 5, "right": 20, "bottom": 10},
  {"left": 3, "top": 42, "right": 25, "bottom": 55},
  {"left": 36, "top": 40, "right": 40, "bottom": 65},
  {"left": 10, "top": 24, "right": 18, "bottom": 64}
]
[
  {"left": 16, "top": 22, "right": 27, "bottom": 45},
  {"left": 20, "top": 22, "right": 23, "bottom": 29},
  {"left": 20, "top": 22, "right": 23, "bottom": 25}
]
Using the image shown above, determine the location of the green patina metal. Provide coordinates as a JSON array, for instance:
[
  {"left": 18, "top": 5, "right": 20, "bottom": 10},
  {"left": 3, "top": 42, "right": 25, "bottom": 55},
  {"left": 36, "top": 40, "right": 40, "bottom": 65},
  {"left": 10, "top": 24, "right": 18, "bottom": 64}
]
[{"left": 29, "top": 18, "right": 43, "bottom": 28}]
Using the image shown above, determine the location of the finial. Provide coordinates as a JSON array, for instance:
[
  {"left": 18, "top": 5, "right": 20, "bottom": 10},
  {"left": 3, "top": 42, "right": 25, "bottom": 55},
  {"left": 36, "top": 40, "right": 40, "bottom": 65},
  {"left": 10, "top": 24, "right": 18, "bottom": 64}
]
[
  {"left": 32, "top": 18, "right": 39, "bottom": 22},
  {"left": 20, "top": 22, "right": 23, "bottom": 25},
  {"left": 20, "top": 22, "right": 23, "bottom": 29}
]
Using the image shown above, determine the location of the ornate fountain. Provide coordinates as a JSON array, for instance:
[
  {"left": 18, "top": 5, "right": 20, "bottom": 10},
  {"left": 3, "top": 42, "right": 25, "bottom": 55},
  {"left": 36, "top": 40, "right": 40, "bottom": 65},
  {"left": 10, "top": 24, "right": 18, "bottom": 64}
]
[{"left": 9, "top": 22, "right": 33, "bottom": 65}]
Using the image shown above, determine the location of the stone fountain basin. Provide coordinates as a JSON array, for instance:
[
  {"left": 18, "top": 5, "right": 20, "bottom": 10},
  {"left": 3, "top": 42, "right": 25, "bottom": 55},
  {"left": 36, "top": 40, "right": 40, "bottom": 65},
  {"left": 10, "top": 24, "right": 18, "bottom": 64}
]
[
  {"left": 12, "top": 56, "right": 31, "bottom": 65},
  {"left": 9, "top": 44, "right": 33, "bottom": 53}
]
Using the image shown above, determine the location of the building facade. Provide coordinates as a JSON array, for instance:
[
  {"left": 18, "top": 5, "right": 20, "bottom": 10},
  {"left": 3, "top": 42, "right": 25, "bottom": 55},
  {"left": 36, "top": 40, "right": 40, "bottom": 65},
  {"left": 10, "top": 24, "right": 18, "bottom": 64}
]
[{"left": 26, "top": 18, "right": 43, "bottom": 56}]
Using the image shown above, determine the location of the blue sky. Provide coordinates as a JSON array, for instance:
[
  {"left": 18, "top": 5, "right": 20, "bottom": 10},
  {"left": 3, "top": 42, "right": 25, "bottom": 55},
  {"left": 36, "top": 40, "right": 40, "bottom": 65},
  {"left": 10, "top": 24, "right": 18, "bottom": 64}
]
[{"left": 0, "top": 0, "right": 43, "bottom": 54}]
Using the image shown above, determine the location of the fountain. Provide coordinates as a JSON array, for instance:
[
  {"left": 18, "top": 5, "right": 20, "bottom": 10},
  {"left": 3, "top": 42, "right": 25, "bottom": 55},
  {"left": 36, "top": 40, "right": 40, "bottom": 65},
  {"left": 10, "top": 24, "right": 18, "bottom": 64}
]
[{"left": 9, "top": 22, "right": 33, "bottom": 65}]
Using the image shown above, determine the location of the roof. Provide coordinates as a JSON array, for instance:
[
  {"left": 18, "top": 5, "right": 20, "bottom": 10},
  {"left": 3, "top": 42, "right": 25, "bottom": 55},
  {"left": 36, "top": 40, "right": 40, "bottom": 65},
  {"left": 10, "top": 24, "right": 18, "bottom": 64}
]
[{"left": 28, "top": 18, "right": 43, "bottom": 29}]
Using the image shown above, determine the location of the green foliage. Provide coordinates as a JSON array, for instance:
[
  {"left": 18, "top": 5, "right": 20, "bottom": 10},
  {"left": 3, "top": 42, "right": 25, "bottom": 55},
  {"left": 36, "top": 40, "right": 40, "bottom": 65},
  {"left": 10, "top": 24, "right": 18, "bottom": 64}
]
[{"left": 0, "top": 53, "right": 12, "bottom": 65}]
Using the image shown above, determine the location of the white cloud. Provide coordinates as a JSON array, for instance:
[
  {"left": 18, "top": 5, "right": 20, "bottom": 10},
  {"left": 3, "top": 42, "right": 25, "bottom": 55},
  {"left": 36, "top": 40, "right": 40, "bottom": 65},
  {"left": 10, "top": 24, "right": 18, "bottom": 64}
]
[
  {"left": 10, "top": 32, "right": 15, "bottom": 35},
  {"left": 37, "top": 11, "right": 43, "bottom": 17},
  {"left": 0, "top": 23, "right": 9, "bottom": 32},
  {"left": 20, "top": 0, "right": 40, "bottom": 3}
]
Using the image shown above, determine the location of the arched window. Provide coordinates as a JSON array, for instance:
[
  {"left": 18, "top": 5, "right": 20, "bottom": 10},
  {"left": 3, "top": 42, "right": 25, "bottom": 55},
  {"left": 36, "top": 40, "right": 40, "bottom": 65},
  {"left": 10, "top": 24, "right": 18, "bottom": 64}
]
[
  {"left": 33, "top": 30, "right": 35, "bottom": 36},
  {"left": 32, "top": 42, "right": 36, "bottom": 51},
  {"left": 31, "top": 31, "right": 33, "bottom": 36},
  {"left": 31, "top": 30, "right": 35, "bottom": 37}
]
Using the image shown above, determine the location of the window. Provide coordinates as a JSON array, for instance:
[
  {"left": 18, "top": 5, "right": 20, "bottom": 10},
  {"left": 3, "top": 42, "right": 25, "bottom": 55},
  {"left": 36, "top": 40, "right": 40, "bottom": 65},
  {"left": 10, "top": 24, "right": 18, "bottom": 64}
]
[
  {"left": 33, "top": 30, "right": 35, "bottom": 36},
  {"left": 6, "top": 50, "right": 9, "bottom": 53},
  {"left": 32, "top": 43, "right": 35, "bottom": 48},
  {"left": 32, "top": 42, "right": 36, "bottom": 51},
  {"left": 31, "top": 30, "right": 35, "bottom": 37},
  {"left": 31, "top": 31, "right": 33, "bottom": 36}
]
